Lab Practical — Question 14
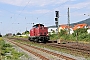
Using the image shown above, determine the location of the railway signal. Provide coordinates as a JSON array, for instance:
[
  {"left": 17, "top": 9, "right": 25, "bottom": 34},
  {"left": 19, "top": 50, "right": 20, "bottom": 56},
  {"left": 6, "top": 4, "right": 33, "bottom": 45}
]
[
  {"left": 55, "top": 11, "right": 59, "bottom": 18},
  {"left": 55, "top": 18, "right": 58, "bottom": 27},
  {"left": 55, "top": 11, "right": 59, "bottom": 29}
]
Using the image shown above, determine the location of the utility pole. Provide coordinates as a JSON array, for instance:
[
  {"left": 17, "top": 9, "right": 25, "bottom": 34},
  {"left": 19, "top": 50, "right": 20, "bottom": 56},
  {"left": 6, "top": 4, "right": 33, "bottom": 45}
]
[
  {"left": 26, "top": 27, "right": 27, "bottom": 31},
  {"left": 68, "top": 7, "right": 70, "bottom": 34}
]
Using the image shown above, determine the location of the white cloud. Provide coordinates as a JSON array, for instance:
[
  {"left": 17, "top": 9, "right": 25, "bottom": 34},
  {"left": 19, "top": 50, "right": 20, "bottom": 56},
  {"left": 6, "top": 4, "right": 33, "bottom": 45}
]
[
  {"left": 65, "top": 1, "right": 90, "bottom": 9},
  {"left": 17, "top": 9, "right": 53, "bottom": 14},
  {"left": 0, "top": 0, "right": 29, "bottom": 6},
  {"left": 70, "top": 0, "right": 76, "bottom": 1},
  {"left": 0, "top": 0, "right": 72, "bottom": 7},
  {"left": 71, "top": 12, "right": 84, "bottom": 16},
  {"left": 32, "top": 9, "right": 52, "bottom": 14},
  {"left": 70, "top": 11, "right": 90, "bottom": 18}
]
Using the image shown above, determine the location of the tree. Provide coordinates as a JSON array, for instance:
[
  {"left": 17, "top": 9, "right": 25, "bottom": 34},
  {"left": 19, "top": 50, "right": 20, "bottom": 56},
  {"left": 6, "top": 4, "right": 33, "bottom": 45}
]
[
  {"left": 0, "top": 34, "right": 2, "bottom": 37},
  {"left": 73, "top": 28, "right": 88, "bottom": 36},
  {"left": 25, "top": 30, "right": 29, "bottom": 34},
  {"left": 22, "top": 30, "right": 29, "bottom": 35},
  {"left": 16, "top": 32, "right": 21, "bottom": 35},
  {"left": 13, "top": 34, "right": 15, "bottom": 36},
  {"left": 59, "top": 30, "right": 67, "bottom": 36}
]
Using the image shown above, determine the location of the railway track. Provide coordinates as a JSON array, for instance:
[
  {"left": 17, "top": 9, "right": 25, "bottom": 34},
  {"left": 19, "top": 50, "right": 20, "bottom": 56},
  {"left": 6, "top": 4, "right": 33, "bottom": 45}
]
[
  {"left": 47, "top": 43, "right": 90, "bottom": 55},
  {"left": 7, "top": 37, "right": 90, "bottom": 56},
  {"left": 5, "top": 39, "right": 49, "bottom": 60},
  {"left": 5, "top": 38, "right": 75, "bottom": 60},
  {"left": 17, "top": 42, "right": 75, "bottom": 60},
  {"left": 13, "top": 37, "right": 90, "bottom": 54}
]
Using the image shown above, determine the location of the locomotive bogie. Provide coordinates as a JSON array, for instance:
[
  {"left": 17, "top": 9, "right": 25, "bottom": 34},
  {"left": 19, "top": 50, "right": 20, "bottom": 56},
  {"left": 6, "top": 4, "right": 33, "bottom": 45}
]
[{"left": 28, "top": 36, "right": 49, "bottom": 43}]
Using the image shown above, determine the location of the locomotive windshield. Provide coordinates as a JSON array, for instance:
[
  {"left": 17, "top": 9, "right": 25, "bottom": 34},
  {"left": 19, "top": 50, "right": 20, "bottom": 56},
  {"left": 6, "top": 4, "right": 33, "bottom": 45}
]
[{"left": 33, "top": 24, "right": 44, "bottom": 28}]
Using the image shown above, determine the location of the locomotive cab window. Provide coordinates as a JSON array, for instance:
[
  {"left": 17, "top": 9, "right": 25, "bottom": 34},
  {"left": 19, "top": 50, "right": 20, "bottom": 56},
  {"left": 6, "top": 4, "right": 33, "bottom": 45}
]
[
  {"left": 33, "top": 25, "right": 38, "bottom": 28},
  {"left": 33, "top": 24, "right": 44, "bottom": 28}
]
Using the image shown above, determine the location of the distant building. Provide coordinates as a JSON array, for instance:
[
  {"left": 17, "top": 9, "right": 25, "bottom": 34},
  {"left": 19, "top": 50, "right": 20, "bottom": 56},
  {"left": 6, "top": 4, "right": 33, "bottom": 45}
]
[
  {"left": 59, "top": 24, "right": 74, "bottom": 34},
  {"left": 88, "top": 26, "right": 90, "bottom": 29},
  {"left": 48, "top": 26, "right": 57, "bottom": 35},
  {"left": 87, "top": 29, "right": 90, "bottom": 34},
  {"left": 73, "top": 23, "right": 88, "bottom": 30},
  {"left": 59, "top": 25, "right": 70, "bottom": 31},
  {"left": 7, "top": 33, "right": 12, "bottom": 36},
  {"left": 87, "top": 26, "right": 90, "bottom": 34},
  {"left": 48, "top": 23, "right": 89, "bottom": 35}
]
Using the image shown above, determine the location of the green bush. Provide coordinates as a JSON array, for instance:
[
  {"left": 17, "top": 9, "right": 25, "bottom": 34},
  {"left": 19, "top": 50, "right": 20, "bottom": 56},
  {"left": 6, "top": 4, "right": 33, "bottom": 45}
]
[
  {"left": 50, "top": 34, "right": 58, "bottom": 40},
  {"left": 0, "top": 40, "right": 24, "bottom": 60},
  {"left": 59, "top": 30, "right": 67, "bottom": 36},
  {"left": 50, "top": 28, "right": 90, "bottom": 42},
  {"left": 3, "top": 44, "right": 12, "bottom": 47}
]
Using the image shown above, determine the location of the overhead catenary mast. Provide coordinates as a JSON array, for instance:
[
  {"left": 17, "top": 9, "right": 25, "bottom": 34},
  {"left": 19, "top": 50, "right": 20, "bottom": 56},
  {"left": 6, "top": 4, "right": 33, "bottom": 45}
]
[{"left": 68, "top": 7, "right": 70, "bottom": 34}]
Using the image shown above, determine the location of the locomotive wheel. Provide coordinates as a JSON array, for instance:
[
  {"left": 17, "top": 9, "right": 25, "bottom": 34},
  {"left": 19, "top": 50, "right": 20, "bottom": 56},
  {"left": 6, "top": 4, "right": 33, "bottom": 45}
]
[
  {"left": 33, "top": 39, "right": 37, "bottom": 42},
  {"left": 36, "top": 40, "right": 39, "bottom": 43}
]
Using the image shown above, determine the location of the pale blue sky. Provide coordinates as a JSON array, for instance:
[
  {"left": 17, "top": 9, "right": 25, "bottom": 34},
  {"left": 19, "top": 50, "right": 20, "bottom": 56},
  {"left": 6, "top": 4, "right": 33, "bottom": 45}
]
[{"left": 0, "top": 0, "right": 90, "bottom": 35}]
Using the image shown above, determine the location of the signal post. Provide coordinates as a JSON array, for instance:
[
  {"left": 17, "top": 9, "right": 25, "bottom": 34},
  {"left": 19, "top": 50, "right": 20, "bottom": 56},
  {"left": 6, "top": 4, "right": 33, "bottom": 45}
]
[
  {"left": 55, "top": 11, "right": 59, "bottom": 33},
  {"left": 55, "top": 11, "right": 60, "bottom": 44}
]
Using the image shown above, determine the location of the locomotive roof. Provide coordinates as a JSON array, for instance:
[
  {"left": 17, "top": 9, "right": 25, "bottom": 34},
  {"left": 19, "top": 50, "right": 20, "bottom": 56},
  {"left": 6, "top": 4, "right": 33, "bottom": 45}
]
[{"left": 33, "top": 24, "right": 44, "bottom": 27}]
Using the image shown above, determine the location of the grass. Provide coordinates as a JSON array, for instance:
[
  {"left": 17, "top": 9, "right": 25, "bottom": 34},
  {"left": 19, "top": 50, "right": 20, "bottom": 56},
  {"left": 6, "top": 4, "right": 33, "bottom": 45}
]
[
  {"left": 0, "top": 39, "right": 25, "bottom": 60},
  {"left": 13, "top": 35, "right": 29, "bottom": 38},
  {"left": 0, "top": 37, "right": 3, "bottom": 40}
]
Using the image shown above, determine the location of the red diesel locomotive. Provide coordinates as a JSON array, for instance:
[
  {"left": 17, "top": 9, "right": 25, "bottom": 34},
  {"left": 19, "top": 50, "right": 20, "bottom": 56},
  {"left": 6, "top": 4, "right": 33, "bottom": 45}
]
[{"left": 28, "top": 24, "right": 49, "bottom": 43}]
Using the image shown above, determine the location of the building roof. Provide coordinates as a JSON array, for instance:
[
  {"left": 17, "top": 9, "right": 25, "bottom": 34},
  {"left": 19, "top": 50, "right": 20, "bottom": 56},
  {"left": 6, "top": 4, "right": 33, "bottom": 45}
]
[
  {"left": 59, "top": 25, "right": 72, "bottom": 30},
  {"left": 48, "top": 25, "right": 57, "bottom": 28},
  {"left": 73, "top": 23, "right": 87, "bottom": 30}
]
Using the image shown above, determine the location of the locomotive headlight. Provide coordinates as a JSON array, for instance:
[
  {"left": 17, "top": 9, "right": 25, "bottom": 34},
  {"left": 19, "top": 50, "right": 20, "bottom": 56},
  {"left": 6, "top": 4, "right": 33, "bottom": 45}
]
[
  {"left": 47, "top": 36, "right": 49, "bottom": 40},
  {"left": 47, "top": 34, "right": 49, "bottom": 35}
]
